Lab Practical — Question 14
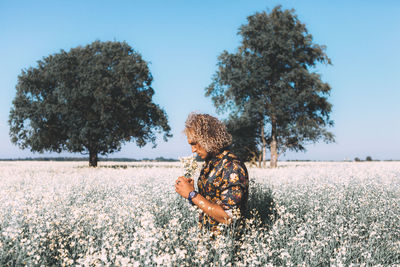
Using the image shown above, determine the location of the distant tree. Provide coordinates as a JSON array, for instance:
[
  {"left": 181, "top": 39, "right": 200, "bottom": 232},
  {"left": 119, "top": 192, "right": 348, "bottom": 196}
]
[
  {"left": 206, "top": 6, "right": 334, "bottom": 168},
  {"left": 354, "top": 157, "right": 361, "bottom": 162},
  {"left": 366, "top": 156, "right": 372, "bottom": 161},
  {"left": 155, "top": 157, "right": 178, "bottom": 162},
  {"left": 9, "top": 41, "right": 171, "bottom": 167}
]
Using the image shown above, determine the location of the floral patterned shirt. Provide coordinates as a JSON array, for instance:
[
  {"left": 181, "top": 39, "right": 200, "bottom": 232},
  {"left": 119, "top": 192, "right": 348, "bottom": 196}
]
[{"left": 197, "top": 150, "right": 249, "bottom": 231}]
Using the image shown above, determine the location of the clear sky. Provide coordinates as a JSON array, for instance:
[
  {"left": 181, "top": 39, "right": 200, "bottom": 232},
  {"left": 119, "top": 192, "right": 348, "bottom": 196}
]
[{"left": 1, "top": 0, "right": 399, "bottom": 161}]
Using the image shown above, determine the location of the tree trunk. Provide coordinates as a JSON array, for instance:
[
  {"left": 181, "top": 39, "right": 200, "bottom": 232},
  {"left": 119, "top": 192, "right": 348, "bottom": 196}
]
[
  {"left": 270, "top": 137, "right": 278, "bottom": 168},
  {"left": 270, "top": 119, "right": 278, "bottom": 168},
  {"left": 260, "top": 120, "right": 267, "bottom": 168},
  {"left": 89, "top": 149, "right": 98, "bottom": 167}
]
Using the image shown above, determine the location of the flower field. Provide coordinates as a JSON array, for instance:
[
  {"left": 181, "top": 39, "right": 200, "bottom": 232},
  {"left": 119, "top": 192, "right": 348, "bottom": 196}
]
[{"left": 0, "top": 161, "right": 399, "bottom": 266}]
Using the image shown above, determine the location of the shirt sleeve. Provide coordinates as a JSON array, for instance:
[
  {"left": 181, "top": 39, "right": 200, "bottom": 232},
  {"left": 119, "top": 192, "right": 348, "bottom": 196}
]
[{"left": 218, "top": 162, "right": 247, "bottom": 211}]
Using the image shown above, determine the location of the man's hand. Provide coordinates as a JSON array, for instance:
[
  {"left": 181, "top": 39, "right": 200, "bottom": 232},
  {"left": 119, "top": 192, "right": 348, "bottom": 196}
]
[
  {"left": 175, "top": 176, "right": 231, "bottom": 224},
  {"left": 175, "top": 176, "right": 195, "bottom": 199}
]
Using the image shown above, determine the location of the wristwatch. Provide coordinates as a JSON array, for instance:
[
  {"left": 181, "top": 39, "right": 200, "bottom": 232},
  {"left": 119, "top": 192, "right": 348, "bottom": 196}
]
[{"left": 188, "top": 191, "right": 198, "bottom": 205}]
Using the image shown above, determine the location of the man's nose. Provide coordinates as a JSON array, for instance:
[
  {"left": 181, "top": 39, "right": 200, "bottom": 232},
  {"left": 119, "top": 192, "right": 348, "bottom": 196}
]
[{"left": 191, "top": 146, "right": 196, "bottom": 153}]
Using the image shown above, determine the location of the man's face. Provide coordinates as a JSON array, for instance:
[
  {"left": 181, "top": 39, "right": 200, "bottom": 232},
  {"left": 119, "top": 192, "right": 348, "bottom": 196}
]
[{"left": 187, "top": 138, "right": 208, "bottom": 159}]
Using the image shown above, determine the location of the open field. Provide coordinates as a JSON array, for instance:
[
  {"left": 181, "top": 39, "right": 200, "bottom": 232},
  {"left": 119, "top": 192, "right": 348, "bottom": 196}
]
[{"left": 0, "top": 161, "right": 399, "bottom": 266}]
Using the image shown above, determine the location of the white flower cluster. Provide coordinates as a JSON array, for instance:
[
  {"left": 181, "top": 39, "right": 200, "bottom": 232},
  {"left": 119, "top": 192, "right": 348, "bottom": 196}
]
[
  {"left": 0, "top": 160, "right": 399, "bottom": 266},
  {"left": 179, "top": 154, "right": 198, "bottom": 178}
]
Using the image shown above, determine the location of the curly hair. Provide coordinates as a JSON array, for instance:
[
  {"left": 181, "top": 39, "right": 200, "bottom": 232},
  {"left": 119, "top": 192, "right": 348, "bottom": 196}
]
[{"left": 184, "top": 113, "right": 232, "bottom": 155}]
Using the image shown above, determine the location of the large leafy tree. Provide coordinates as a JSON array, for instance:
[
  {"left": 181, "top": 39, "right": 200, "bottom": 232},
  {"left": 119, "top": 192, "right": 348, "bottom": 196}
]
[
  {"left": 9, "top": 40, "right": 171, "bottom": 167},
  {"left": 206, "top": 6, "right": 334, "bottom": 168},
  {"left": 224, "top": 113, "right": 260, "bottom": 165}
]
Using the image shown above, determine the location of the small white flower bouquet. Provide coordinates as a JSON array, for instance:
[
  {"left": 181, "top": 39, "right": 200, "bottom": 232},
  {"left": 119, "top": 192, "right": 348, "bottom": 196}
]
[{"left": 179, "top": 154, "right": 198, "bottom": 178}]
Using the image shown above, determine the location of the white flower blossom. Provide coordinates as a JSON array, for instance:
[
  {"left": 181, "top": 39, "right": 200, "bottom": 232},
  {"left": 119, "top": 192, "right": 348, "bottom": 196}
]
[{"left": 179, "top": 154, "right": 198, "bottom": 178}]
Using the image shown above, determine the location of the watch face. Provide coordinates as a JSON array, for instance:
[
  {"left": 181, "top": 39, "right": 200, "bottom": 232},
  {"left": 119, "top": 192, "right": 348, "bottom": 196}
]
[{"left": 189, "top": 191, "right": 197, "bottom": 199}]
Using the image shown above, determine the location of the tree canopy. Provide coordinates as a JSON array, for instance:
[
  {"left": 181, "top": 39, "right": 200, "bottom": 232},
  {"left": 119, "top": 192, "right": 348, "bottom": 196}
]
[
  {"left": 224, "top": 113, "right": 260, "bottom": 165},
  {"left": 9, "top": 40, "right": 171, "bottom": 167},
  {"left": 206, "top": 6, "right": 334, "bottom": 167}
]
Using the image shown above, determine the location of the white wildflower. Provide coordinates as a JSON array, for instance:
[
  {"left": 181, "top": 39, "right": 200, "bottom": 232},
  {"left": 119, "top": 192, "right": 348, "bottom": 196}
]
[{"left": 179, "top": 154, "right": 198, "bottom": 178}]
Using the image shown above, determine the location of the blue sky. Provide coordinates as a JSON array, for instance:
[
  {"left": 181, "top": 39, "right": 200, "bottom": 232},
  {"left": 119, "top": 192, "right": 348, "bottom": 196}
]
[{"left": 1, "top": 0, "right": 399, "bottom": 161}]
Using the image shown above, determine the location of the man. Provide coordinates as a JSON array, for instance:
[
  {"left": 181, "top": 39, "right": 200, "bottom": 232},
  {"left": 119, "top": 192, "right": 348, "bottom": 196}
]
[{"left": 175, "top": 113, "right": 249, "bottom": 233}]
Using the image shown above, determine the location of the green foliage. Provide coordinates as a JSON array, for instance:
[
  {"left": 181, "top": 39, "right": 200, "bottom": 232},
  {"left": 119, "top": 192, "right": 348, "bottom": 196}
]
[
  {"left": 224, "top": 114, "right": 260, "bottom": 162},
  {"left": 9, "top": 40, "right": 171, "bottom": 166},
  {"left": 355, "top": 157, "right": 361, "bottom": 162},
  {"left": 206, "top": 6, "right": 334, "bottom": 167},
  {"left": 366, "top": 156, "right": 372, "bottom": 161}
]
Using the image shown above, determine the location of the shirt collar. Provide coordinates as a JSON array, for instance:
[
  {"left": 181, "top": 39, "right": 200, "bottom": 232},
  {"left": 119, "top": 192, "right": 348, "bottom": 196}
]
[{"left": 206, "top": 149, "right": 230, "bottom": 166}]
